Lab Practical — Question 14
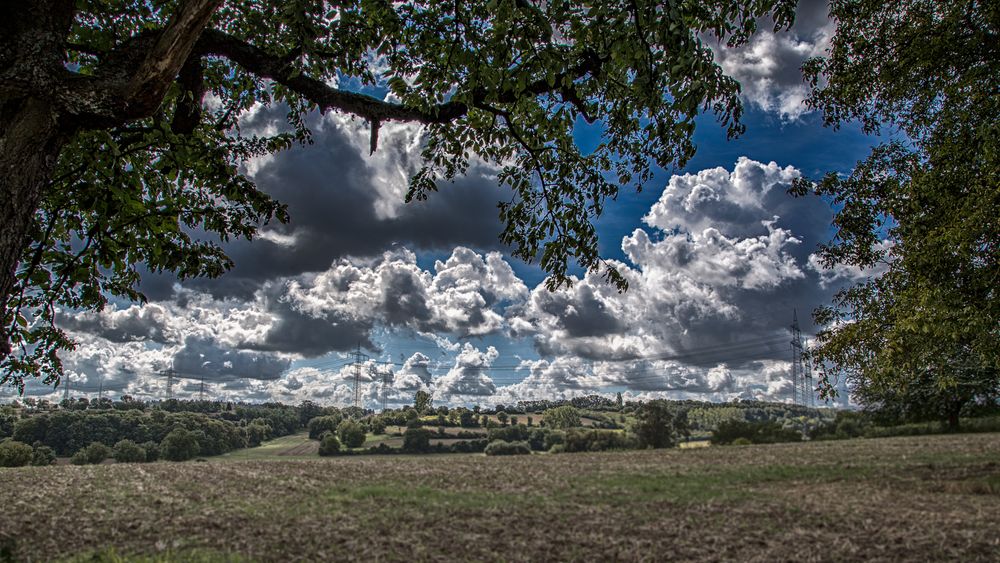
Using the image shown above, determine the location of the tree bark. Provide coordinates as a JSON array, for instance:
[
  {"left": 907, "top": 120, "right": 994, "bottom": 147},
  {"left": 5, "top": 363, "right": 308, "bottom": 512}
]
[{"left": 0, "top": 96, "right": 66, "bottom": 357}]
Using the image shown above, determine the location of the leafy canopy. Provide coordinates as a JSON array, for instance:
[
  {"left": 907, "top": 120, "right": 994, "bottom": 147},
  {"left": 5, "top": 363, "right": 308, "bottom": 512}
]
[
  {"left": 798, "top": 0, "right": 999, "bottom": 426},
  {"left": 2, "top": 0, "right": 797, "bottom": 388}
]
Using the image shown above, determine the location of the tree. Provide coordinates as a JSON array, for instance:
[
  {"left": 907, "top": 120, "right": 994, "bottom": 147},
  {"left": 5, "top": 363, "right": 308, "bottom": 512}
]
[
  {"left": 317, "top": 433, "right": 340, "bottom": 456},
  {"left": 159, "top": 427, "right": 200, "bottom": 461},
  {"left": 0, "top": 0, "right": 797, "bottom": 388},
  {"left": 797, "top": 0, "right": 1000, "bottom": 429},
  {"left": 0, "top": 440, "right": 34, "bottom": 467},
  {"left": 112, "top": 439, "right": 147, "bottom": 463},
  {"left": 402, "top": 427, "right": 431, "bottom": 453},
  {"left": 496, "top": 411, "right": 508, "bottom": 427},
  {"left": 632, "top": 400, "right": 688, "bottom": 449},
  {"left": 413, "top": 390, "right": 432, "bottom": 414},
  {"left": 543, "top": 406, "right": 580, "bottom": 429},
  {"left": 336, "top": 419, "right": 366, "bottom": 449}
]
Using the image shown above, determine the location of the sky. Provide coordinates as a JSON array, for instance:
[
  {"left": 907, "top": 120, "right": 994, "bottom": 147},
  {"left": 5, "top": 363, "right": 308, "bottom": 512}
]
[{"left": 10, "top": 0, "right": 879, "bottom": 408}]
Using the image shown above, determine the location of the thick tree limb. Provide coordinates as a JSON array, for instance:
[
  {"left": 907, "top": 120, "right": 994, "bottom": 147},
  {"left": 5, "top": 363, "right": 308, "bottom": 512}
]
[{"left": 125, "top": 0, "right": 222, "bottom": 118}]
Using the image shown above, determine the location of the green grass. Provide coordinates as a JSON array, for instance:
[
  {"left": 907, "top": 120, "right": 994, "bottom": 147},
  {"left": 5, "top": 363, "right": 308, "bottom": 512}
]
[{"left": 213, "top": 432, "right": 314, "bottom": 461}]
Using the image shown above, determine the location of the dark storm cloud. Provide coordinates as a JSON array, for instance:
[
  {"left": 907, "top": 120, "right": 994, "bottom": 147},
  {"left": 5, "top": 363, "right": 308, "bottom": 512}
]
[
  {"left": 243, "top": 282, "right": 376, "bottom": 357},
  {"left": 140, "top": 108, "right": 507, "bottom": 301},
  {"left": 172, "top": 336, "right": 291, "bottom": 381},
  {"left": 61, "top": 305, "right": 170, "bottom": 344}
]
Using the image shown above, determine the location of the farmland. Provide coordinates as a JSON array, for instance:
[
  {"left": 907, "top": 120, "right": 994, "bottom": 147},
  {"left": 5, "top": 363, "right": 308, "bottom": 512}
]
[{"left": 1, "top": 433, "right": 998, "bottom": 561}]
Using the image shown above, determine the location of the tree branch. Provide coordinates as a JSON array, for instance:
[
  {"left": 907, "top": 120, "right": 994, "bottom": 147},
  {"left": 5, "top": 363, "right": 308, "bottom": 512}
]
[{"left": 195, "top": 30, "right": 469, "bottom": 125}]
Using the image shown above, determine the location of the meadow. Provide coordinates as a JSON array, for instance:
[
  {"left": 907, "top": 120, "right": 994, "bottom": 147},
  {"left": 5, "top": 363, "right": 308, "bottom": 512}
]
[{"left": 1, "top": 433, "right": 998, "bottom": 561}]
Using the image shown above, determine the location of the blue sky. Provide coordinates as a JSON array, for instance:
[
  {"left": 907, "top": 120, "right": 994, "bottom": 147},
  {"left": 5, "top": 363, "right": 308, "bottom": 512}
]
[{"left": 11, "top": 0, "right": 881, "bottom": 408}]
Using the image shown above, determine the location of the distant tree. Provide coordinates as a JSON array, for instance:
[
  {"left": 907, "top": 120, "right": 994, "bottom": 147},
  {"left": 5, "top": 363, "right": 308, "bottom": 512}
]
[
  {"left": 298, "top": 401, "right": 325, "bottom": 427},
  {"left": 142, "top": 441, "right": 160, "bottom": 462},
  {"left": 497, "top": 411, "right": 509, "bottom": 426},
  {"left": 632, "top": 401, "right": 689, "bottom": 449},
  {"left": 458, "top": 410, "right": 476, "bottom": 428},
  {"left": 0, "top": 440, "right": 33, "bottom": 467},
  {"left": 616, "top": 392, "right": 624, "bottom": 411},
  {"left": 307, "top": 415, "right": 343, "bottom": 440},
  {"left": 318, "top": 433, "right": 341, "bottom": 456},
  {"left": 543, "top": 406, "right": 581, "bottom": 430},
  {"left": 369, "top": 417, "right": 387, "bottom": 436},
  {"left": 798, "top": 0, "right": 1000, "bottom": 429},
  {"left": 414, "top": 391, "right": 433, "bottom": 414},
  {"left": 336, "top": 420, "right": 367, "bottom": 449},
  {"left": 510, "top": 416, "right": 518, "bottom": 426},
  {"left": 402, "top": 427, "right": 431, "bottom": 453},
  {"left": 526, "top": 416, "right": 534, "bottom": 427},
  {"left": 112, "top": 439, "right": 147, "bottom": 463},
  {"left": 159, "top": 428, "right": 200, "bottom": 462}
]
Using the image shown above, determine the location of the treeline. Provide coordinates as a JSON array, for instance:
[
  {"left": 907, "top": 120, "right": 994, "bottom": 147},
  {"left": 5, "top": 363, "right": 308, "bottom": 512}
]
[{"left": 0, "top": 399, "right": 342, "bottom": 465}]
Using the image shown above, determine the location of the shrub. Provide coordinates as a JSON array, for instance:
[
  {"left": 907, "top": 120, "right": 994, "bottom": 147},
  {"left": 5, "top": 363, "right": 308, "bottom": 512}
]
[
  {"left": 0, "top": 440, "right": 34, "bottom": 467},
  {"left": 31, "top": 445, "right": 56, "bottom": 466},
  {"left": 318, "top": 433, "right": 341, "bottom": 456},
  {"left": 160, "top": 428, "right": 200, "bottom": 461},
  {"left": 402, "top": 427, "right": 431, "bottom": 453},
  {"left": 484, "top": 440, "right": 531, "bottom": 456},
  {"left": 142, "top": 441, "right": 160, "bottom": 462},
  {"left": 71, "top": 442, "right": 112, "bottom": 465},
  {"left": 336, "top": 420, "right": 367, "bottom": 448},
  {"left": 113, "top": 439, "right": 147, "bottom": 463},
  {"left": 732, "top": 437, "right": 752, "bottom": 446}
]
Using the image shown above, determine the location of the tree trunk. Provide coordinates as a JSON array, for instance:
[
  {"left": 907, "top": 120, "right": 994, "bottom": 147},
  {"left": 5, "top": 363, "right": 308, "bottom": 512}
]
[{"left": 0, "top": 96, "right": 66, "bottom": 358}]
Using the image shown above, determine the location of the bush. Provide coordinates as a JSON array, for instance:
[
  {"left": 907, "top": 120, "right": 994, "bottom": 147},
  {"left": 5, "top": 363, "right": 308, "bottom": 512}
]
[
  {"left": 113, "top": 439, "right": 147, "bottom": 463},
  {"left": 31, "top": 445, "right": 56, "bottom": 466},
  {"left": 318, "top": 433, "right": 341, "bottom": 456},
  {"left": 71, "top": 442, "right": 111, "bottom": 465},
  {"left": 402, "top": 427, "right": 431, "bottom": 453},
  {"left": 337, "top": 419, "right": 367, "bottom": 448},
  {"left": 731, "top": 437, "right": 752, "bottom": 446},
  {"left": 484, "top": 440, "right": 531, "bottom": 456},
  {"left": 160, "top": 428, "right": 200, "bottom": 461},
  {"left": 142, "top": 441, "right": 160, "bottom": 462},
  {"left": 0, "top": 440, "right": 34, "bottom": 467}
]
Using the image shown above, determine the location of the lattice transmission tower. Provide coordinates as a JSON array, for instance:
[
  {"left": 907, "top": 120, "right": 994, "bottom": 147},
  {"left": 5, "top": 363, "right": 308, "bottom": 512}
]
[
  {"left": 790, "top": 310, "right": 815, "bottom": 406},
  {"left": 351, "top": 344, "right": 369, "bottom": 409}
]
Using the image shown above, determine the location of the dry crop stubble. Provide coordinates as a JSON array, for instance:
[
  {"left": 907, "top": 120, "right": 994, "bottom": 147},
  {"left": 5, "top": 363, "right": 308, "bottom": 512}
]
[{"left": 0, "top": 433, "right": 997, "bottom": 561}]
